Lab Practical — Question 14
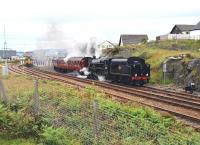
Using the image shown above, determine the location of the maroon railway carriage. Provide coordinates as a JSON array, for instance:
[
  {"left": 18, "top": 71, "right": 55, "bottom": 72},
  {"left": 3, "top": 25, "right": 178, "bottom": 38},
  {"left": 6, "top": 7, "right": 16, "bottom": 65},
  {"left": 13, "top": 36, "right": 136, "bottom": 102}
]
[{"left": 52, "top": 57, "right": 92, "bottom": 72}]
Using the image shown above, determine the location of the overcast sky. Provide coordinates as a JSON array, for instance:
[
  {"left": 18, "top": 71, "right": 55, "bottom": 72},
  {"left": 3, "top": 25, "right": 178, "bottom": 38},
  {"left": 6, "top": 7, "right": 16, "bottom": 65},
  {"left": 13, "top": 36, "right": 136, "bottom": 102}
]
[{"left": 0, "top": 0, "right": 199, "bottom": 51}]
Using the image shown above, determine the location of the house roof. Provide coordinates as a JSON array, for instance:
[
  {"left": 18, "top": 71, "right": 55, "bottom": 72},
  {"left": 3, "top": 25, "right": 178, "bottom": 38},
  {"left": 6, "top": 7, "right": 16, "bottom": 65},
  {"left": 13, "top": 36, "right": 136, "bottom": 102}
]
[
  {"left": 192, "top": 21, "right": 200, "bottom": 30},
  {"left": 119, "top": 34, "right": 148, "bottom": 45},
  {"left": 99, "top": 40, "right": 115, "bottom": 46},
  {"left": 170, "top": 25, "right": 195, "bottom": 33}
]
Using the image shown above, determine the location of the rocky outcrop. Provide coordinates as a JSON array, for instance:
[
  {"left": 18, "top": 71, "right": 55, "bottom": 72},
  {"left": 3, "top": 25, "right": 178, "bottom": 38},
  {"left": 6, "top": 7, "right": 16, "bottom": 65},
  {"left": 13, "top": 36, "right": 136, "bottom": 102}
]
[
  {"left": 165, "top": 58, "right": 200, "bottom": 91},
  {"left": 185, "top": 59, "right": 200, "bottom": 91}
]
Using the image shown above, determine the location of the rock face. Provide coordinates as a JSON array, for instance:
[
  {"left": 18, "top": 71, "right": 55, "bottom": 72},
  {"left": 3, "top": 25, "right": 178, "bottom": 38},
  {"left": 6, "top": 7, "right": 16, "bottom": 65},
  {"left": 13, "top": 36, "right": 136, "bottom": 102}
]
[
  {"left": 185, "top": 59, "right": 200, "bottom": 91},
  {"left": 165, "top": 58, "right": 200, "bottom": 91}
]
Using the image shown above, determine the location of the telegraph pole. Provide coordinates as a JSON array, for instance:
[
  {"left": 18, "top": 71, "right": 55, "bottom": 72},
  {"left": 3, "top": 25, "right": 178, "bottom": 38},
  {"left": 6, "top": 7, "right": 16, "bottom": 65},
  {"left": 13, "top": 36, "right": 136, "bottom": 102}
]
[
  {"left": 3, "top": 25, "right": 7, "bottom": 60},
  {"left": 2, "top": 25, "right": 8, "bottom": 76}
]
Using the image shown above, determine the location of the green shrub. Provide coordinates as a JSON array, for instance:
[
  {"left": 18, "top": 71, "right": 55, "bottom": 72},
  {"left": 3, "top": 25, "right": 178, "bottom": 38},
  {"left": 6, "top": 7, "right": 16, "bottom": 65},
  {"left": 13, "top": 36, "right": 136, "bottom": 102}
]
[
  {"left": 41, "top": 126, "right": 71, "bottom": 145},
  {"left": 0, "top": 102, "right": 44, "bottom": 138}
]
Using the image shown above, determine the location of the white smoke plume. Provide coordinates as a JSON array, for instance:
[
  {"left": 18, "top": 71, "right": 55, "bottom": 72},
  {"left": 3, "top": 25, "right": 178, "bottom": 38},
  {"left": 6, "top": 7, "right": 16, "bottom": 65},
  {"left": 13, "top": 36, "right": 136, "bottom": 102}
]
[
  {"left": 79, "top": 67, "right": 91, "bottom": 76},
  {"left": 34, "top": 22, "right": 101, "bottom": 66},
  {"left": 63, "top": 37, "right": 98, "bottom": 62}
]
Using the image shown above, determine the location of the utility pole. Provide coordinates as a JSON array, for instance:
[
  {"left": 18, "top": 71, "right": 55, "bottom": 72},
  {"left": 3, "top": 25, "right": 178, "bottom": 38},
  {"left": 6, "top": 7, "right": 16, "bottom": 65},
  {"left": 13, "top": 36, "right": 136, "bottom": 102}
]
[
  {"left": 3, "top": 25, "right": 7, "bottom": 61},
  {"left": 2, "top": 25, "right": 8, "bottom": 76}
]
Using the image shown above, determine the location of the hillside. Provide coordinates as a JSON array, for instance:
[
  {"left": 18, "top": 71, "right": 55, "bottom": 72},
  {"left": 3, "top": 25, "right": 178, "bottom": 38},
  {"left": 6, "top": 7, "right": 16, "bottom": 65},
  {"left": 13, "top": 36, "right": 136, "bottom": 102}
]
[
  {"left": 103, "top": 40, "right": 200, "bottom": 90},
  {"left": 147, "top": 40, "right": 200, "bottom": 51}
]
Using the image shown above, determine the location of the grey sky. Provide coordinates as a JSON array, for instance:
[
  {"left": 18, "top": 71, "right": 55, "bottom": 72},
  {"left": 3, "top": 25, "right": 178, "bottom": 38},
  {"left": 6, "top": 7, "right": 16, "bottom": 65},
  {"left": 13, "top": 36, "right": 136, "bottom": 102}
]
[{"left": 0, "top": 0, "right": 199, "bottom": 51}]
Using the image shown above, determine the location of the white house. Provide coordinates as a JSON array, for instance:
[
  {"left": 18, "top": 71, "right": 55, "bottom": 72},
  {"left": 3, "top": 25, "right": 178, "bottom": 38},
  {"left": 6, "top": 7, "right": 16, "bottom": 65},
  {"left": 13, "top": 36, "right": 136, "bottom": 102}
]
[
  {"left": 156, "top": 21, "right": 200, "bottom": 41},
  {"left": 98, "top": 40, "right": 115, "bottom": 51},
  {"left": 119, "top": 34, "right": 148, "bottom": 46},
  {"left": 190, "top": 21, "right": 200, "bottom": 35},
  {"left": 170, "top": 25, "right": 194, "bottom": 34}
]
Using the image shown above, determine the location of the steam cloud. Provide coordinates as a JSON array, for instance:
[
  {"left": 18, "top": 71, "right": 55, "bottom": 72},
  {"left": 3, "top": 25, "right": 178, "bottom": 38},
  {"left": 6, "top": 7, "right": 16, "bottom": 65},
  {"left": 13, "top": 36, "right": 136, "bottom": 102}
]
[{"left": 33, "top": 23, "right": 101, "bottom": 66}]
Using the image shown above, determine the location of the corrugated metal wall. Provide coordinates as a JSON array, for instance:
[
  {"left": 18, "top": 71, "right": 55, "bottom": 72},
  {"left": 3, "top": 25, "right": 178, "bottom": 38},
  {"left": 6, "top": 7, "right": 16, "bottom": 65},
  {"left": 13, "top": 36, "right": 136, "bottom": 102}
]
[{"left": 0, "top": 50, "right": 16, "bottom": 58}]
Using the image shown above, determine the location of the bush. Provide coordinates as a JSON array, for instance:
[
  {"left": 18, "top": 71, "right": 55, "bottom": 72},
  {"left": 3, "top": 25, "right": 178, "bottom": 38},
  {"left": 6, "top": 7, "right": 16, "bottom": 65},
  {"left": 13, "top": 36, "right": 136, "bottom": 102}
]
[
  {"left": 0, "top": 102, "right": 44, "bottom": 138},
  {"left": 41, "top": 126, "right": 71, "bottom": 145}
]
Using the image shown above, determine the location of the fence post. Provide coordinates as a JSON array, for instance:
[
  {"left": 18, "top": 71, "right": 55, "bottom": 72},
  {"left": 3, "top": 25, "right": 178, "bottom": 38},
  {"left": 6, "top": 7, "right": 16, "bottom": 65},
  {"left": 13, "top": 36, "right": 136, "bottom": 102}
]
[
  {"left": 32, "top": 79, "right": 40, "bottom": 117},
  {"left": 0, "top": 80, "right": 9, "bottom": 104},
  {"left": 93, "top": 100, "right": 99, "bottom": 141}
]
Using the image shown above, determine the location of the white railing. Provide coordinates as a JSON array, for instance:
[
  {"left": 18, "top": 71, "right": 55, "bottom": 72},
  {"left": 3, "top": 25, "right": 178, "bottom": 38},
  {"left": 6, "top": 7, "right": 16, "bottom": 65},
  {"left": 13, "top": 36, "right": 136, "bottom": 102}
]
[{"left": 158, "top": 34, "right": 200, "bottom": 40}]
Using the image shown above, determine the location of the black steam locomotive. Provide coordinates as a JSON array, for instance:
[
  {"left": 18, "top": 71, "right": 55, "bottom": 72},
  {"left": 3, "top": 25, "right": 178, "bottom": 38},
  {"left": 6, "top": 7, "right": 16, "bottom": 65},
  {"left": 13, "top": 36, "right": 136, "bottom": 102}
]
[
  {"left": 88, "top": 57, "right": 150, "bottom": 85},
  {"left": 52, "top": 56, "right": 150, "bottom": 86}
]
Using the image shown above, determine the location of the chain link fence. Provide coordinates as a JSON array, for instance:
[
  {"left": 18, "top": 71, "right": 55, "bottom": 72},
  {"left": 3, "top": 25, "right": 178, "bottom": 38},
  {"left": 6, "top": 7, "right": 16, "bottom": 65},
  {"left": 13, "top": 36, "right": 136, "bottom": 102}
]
[
  {"left": 2, "top": 75, "right": 192, "bottom": 145},
  {"left": 38, "top": 91, "right": 152, "bottom": 145},
  {"left": 0, "top": 76, "right": 162, "bottom": 144}
]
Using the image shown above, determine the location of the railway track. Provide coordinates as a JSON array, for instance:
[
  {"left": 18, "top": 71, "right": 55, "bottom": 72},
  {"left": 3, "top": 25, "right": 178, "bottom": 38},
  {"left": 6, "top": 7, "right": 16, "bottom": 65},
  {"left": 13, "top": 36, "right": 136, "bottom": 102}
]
[
  {"left": 30, "top": 66, "right": 200, "bottom": 99},
  {"left": 9, "top": 65, "right": 200, "bottom": 130},
  {"left": 28, "top": 66, "right": 200, "bottom": 104}
]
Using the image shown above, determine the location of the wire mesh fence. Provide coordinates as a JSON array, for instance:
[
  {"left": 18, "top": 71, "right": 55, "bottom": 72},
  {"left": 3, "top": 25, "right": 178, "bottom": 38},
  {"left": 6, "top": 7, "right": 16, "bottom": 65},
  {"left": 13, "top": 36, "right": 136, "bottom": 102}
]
[
  {"left": 2, "top": 75, "right": 195, "bottom": 145},
  {"left": 38, "top": 92, "right": 150, "bottom": 144},
  {"left": 0, "top": 76, "right": 159, "bottom": 144}
]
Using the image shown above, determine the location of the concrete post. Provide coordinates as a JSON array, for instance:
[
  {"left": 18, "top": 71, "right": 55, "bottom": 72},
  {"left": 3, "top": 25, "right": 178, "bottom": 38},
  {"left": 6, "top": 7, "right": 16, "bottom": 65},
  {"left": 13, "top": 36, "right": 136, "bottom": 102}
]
[
  {"left": 0, "top": 80, "right": 9, "bottom": 104},
  {"left": 32, "top": 79, "right": 40, "bottom": 116},
  {"left": 93, "top": 100, "right": 99, "bottom": 140}
]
